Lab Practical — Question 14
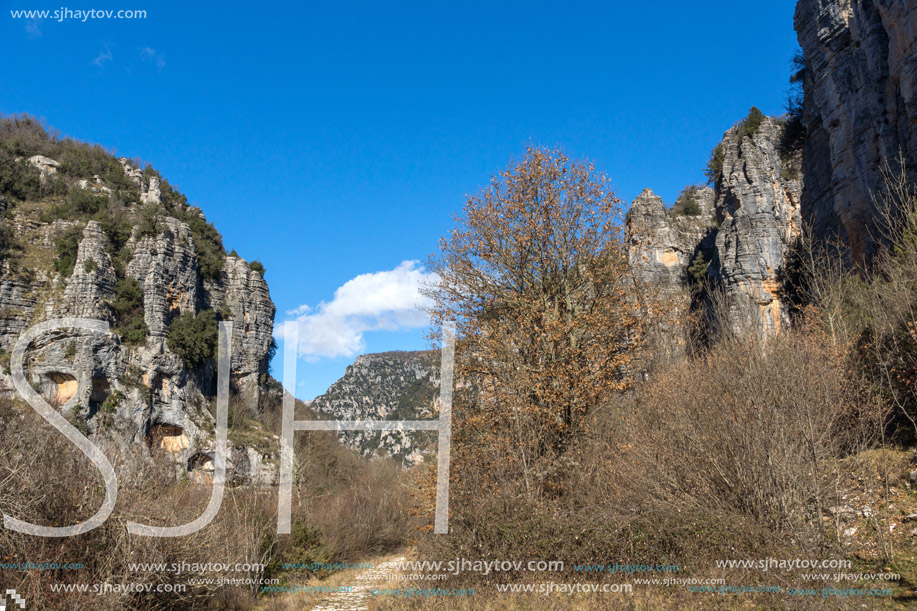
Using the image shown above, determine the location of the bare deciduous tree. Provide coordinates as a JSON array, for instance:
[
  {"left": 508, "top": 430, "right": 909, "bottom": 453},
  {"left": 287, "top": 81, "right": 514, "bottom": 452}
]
[{"left": 425, "top": 146, "right": 646, "bottom": 501}]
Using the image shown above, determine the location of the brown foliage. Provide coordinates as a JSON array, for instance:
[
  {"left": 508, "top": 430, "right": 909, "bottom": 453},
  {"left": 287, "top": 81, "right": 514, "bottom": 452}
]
[
  {"left": 0, "top": 400, "right": 273, "bottom": 610},
  {"left": 607, "top": 326, "right": 884, "bottom": 539},
  {"left": 425, "top": 146, "right": 646, "bottom": 502},
  {"left": 0, "top": 388, "right": 416, "bottom": 610}
]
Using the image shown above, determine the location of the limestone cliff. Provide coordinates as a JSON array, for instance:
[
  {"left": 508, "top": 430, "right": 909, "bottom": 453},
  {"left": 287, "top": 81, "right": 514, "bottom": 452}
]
[
  {"left": 709, "top": 116, "right": 803, "bottom": 335},
  {"left": 627, "top": 0, "right": 917, "bottom": 338},
  {"left": 627, "top": 186, "right": 716, "bottom": 297},
  {"left": 627, "top": 115, "right": 802, "bottom": 337},
  {"left": 795, "top": 0, "right": 917, "bottom": 261},
  {"left": 0, "top": 120, "right": 276, "bottom": 484}
]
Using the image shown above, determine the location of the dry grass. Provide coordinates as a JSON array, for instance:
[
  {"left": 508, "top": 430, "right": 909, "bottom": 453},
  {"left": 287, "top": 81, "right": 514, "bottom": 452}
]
[
  {"left": 0, "top": 385, "right": 417, "bottom": 610},
  {"left": 0, "top": 400, "right": 275, "bottom": 610}
]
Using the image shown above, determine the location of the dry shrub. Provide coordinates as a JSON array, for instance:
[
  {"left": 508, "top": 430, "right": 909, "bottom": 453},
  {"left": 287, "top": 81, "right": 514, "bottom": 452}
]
[
  {"left": 784, "top": 156, "right": 917, "bottom": 437},
  {"left": 425, "top": 147, "right": 646, "bottom": 503},
  {"left": 0, "top": 389, "right": 416, "bottom": 610},
  {"left": 255, "top": 390, "right": 415, "bottom": 578},
  {"left": 0, "top": 399, "right": 275, "bottom": 610},
  {"left": 290, "top": 428, "right": 414, "bottom": 562},
  {"left": 416, "top": 321, "right": 885, "bottom": 581},
  {"left": 607, "top": 327, "right": 883, "bottom": 544}
]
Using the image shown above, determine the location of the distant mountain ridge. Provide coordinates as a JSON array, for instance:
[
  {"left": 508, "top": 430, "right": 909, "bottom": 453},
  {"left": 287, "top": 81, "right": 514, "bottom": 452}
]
[{"left": 310, "top": 350, "right": 440, "bottom": 466}]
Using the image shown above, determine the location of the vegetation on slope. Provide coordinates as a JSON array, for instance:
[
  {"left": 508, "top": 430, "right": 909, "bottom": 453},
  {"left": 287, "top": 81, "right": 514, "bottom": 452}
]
[
  {"left": 401, "top": 151, "right": 917, "bottom": 610},
  {"left": 0, "top": 114, "right": 227, "bottom": 285}
]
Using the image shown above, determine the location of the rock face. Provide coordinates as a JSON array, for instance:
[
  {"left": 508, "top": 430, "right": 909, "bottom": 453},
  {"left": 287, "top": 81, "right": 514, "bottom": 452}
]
[
  {"left": 125, "top": 217, "right": 200, "bottom": 338},
  {"left": 627, "top": 116, "right": 802, "bottom": 337},
  {"left": 28, "top": 155, "right": 61, "bottom": 184},
  {"left": 629, "top": 0, "right": 917, "bottom": 338},
  {"left": 627, "top": 187, "right": 716, "bottom": 296},
  {"left": 0, "top": 144, "right": 276, "bottom": 485},
  {"left": 795, "top": 0, "right": 917, "bottom": 261},
  {"left": 311, "top": 351, "right": 440, "bottom": 466},
  {"left": 710, "top": 117, "right": 803, "bottom": 335},
  {"left": 204, "top": 257, "right": 275, "bottom": 402},
  {"left": 60, "top": 221, "right": 119, "bottom": 319}
]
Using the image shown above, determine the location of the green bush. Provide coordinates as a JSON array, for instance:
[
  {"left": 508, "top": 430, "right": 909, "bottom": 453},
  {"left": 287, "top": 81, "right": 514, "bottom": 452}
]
[
  {"left": 67, "top": 186, "right": 108, "bottom": 215},
  {"left": 0, "top": 149, "right": 41, "bottom": 201},
  {"left": 737, "top": 106, "right": 766, "bottom": 140},
  {"left": 112, "top": 277, "right": 148, "bottom": 344},
  {"left": 136, "top": 204, "right": 161, "bottom": 239},
  {"left": 688, "top": 251, "right": 710, "bottom": 283},
  {"left": 52, "top": 223, "right": 85, "bottom": 277},
  {"left": 119, "top": 318, "right": 149, "bottom": 344},
  {"left": 263, "top": 518, "right": 334, "bottom": 581},
  {"left": 683, "top": 199, "right": 701, "bottom": 216},
  {"left": 82, "top": 257, "right": 97, "bottom": 273},
  {"left": 672, "top": 186, "right": 703, "bottom": 216},
  {"left": 1, "top": 113, "right": 228, "bottom": 285},
  {"left": 113, "top": 276, "right": 143, "bottom": 312},
  {"left": 94, "top": 206, "right": 133, "bottom": 256},
  {"left": 0, "top": 114, "right": 139, "bottom": 199},
  {"left": 249, "top": 259, "right": 265, "bottom": 277},
  {"left": 180, "top": 210, "right": 225, "bottom": 280},
  {"left": 159, "top": 177, "right": 188, "bottom": 209},
  {"left": 0, "top": 114, "right": 54, "bottom": 157},
  {"left": 100, "top": 390, "right": 125, "bottom": 414},
  {"left": 704, "top": 143, "right": 725, "bottom": 186},
  {"left": 167, "top": 310, "right": 218, "bottom": 368},
  {"left": 780, "top": 51, "right": 808, "bottom": 160}
]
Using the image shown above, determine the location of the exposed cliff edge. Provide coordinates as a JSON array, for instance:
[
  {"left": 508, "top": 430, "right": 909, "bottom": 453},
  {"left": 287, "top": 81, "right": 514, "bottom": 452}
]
[
  {"left": 628, "top": 0, "right": 917, "bottom": 338},
  {"left": 795, "top": 0, "right": 917, "bottom": 261},
  {"left": 0, "top": 118, "right": 277, "bottom": 484},
  {"left": 629, "top": 0, "right": 917, "bottom": 338},
  {"left": 709, "top": 116, "right": 803, "bottom": 335},
  {"left": 628, "top": 114, "right": 802, "bottom": 338},
  {"left": 627, "top": 185, "right": 716, "bottom": 297},
  {"left": 310, "top": 350, "right": 440, "bottom": 466}
]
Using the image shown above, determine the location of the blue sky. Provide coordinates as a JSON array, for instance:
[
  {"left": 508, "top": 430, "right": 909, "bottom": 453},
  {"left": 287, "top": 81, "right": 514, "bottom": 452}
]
[{"left": 2, "top": 0, "right": 801, "bottom": 398}]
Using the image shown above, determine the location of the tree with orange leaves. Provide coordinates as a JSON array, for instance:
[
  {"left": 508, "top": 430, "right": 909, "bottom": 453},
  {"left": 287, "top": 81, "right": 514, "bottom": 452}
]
[{"left": 425, "top": 146, "right": 645, "bottom": 502}]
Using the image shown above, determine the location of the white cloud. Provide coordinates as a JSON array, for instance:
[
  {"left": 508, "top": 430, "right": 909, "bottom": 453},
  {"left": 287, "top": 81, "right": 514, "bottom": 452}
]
[
  {"left": 25, "top": 19, "right": 42, "bottom": 38},
  {"left": 286, "top": 304, "right": 312, "bottom": 316},
  {"left": 93, "top": 44, "right": 113, "bottom": 67},
  {"left": 140, "top": 47, "right": 165, "bottom": 70},
  {"left": 276, "top": 261, "right": 437, "bottom": 360}
]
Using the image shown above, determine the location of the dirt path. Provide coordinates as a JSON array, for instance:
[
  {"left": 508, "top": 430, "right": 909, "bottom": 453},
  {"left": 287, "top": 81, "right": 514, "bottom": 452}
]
[{"left": 310, "top": 555, "right": 406, "bottom": 611}]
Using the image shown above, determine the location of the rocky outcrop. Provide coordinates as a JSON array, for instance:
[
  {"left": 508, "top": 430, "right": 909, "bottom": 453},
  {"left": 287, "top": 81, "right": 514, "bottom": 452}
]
[
  {"left": 28, "top": 155, "right": 60, "bottom": 184},
  {"left": 311, "top": 351, "right": 440, "bottom": 466},
  {"left": 626, "top": 116, "right": 802, "bottom": 338},
  {"left": 0, "top": 148, "right": 276, "bottom": 485},
  {"left": 59, "top": 221, "right": 118, "bottom": 320},
  {"left": 629, "top": 0, "right": 917, "bottom": 338},
  {"left": 204, "top": 257, "right": 276, "bottom": 402},
  {"left": 140, "top": 176, "right": 161, "bottom": 206},
  {"left": 126, "top": 218, "right": 200, "bottom": 337},
  {"left": 709, "top": 117, "right": 802, "bottom": 335},
  {"left": 795, "top": 0, "right": 917, "bottom": 261},
  {"left": 119, "top": 157, "right": 162, "bottom": 206},
  {"left": 627, "top": 187, "right": 715, "bottom": 296}
]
